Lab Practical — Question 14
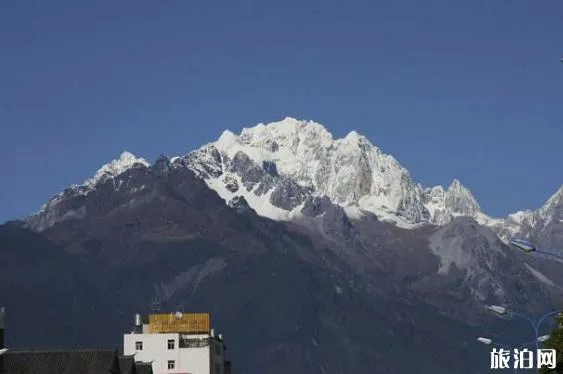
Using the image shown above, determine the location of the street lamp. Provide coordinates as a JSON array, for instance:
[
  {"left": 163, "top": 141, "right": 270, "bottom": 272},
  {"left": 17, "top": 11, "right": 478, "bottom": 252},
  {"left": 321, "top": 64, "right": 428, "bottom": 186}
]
[
  {"left": 538, "top": 334, "right": 551, "bottom": 343},
  {"left": 477, "top": 335, "right": 550, "bottom": 349},
  {"left": 485, "top": 304, "right": 560, "bottom": 352},
  {"left": 0, "top": 347, "right": 7, "bottom": 356},
  {"left": 509, "top": 239, "right": 563, "bottom": 261},
  {"left": 510, "top": 239, "right": 536, "bottom": 253},
  {"left": 477, "top": 337, "right": 493, "bottom": 345},
  {"left": 485, "top": 305, "right": 508, "bottom": 315}
]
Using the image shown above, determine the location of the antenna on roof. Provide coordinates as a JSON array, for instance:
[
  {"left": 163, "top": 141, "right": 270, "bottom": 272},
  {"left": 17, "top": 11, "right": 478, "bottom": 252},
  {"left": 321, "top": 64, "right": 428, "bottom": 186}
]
[
  {"left": 150, "top": 290, "right": 161, "bottom": 313},
  {"left": 0, "top": 307, "right": 5, "bottom": 350}
]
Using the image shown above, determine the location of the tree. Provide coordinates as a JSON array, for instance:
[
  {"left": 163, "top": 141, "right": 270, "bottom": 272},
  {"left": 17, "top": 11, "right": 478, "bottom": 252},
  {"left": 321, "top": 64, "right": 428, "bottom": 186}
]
[{"left": 540, "top": 313, "right": 563, "bottom": 373}]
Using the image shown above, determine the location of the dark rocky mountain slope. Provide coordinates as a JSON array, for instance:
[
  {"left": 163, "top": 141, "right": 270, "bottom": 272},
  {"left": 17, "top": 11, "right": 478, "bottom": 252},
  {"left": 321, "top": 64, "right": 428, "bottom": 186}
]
[{"left": 4, "top": 147, "right": 562, "bottom": 373}]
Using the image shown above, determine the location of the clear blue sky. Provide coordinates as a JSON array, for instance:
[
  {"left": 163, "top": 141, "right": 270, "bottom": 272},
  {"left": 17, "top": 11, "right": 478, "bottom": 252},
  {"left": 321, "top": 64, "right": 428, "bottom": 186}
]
[{"left": 1, "top": 0, "right": 562, "bottom": 222}]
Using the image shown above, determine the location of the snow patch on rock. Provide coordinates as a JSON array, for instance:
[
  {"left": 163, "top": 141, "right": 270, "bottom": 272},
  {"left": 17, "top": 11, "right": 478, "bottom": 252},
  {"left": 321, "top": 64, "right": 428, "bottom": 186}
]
[
  {"left": 523, "top": 263, "right": 557, "bottom": 288},
  {"left": 85, "top": 151, "right": 150, "bottom": 188}
]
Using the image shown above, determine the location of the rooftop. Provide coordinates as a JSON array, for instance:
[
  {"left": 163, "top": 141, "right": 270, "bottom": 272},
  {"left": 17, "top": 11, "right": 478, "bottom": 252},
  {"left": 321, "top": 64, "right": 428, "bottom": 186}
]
[{"left": 2, "top": 349, "right": 119, "bottom": 374}]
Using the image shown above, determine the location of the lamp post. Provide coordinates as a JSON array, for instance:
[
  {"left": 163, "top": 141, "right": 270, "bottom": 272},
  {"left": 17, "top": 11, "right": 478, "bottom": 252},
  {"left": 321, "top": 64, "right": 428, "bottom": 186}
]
[
  {"left": 485, "top": 305, "right": 559, "bottom": 352},
  {"left": 509, "top": 239, "right": 563, "bottom": 261}
]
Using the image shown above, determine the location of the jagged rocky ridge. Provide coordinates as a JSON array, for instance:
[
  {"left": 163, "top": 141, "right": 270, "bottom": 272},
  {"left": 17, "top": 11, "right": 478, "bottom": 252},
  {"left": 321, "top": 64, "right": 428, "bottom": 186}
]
[
  {"left": 26, "top": 118, "right": 562, "bottom": 240},
  {"left": 180, "top": 118, "right": 562, "bottom": 241}
]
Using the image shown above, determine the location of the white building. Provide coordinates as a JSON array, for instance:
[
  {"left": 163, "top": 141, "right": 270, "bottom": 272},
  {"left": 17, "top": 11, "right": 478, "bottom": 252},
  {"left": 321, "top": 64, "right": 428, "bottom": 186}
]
[{"left": 124, "top": 312, "right": 227, "bottom": 374}]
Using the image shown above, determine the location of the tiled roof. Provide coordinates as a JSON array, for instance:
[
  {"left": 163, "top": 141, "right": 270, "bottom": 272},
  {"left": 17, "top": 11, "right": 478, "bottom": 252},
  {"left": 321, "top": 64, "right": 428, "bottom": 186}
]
[
  {"left": 134, "top": 362, "right": 153, "bottom": 374},
  {"left": 118, "top": 356, "right": 135, "bottom": 374},
  {"left": 2, "top": 349, "right": 119, "bottom": 374}
]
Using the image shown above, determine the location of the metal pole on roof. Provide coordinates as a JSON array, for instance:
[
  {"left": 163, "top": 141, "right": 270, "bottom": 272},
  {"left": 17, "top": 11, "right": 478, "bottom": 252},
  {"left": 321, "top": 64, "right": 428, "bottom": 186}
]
[{"left": 0, "top": 307, "right": 5, "bottom": 350}]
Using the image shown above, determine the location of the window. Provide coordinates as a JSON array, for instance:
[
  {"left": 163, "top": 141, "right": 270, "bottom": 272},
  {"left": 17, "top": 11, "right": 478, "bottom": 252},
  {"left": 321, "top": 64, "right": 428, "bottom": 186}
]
[
  {"left": 167, "top": 339, "right": 175, "bottom": 350},
  {"left": 215, "top": 344, "right": 222, "bottom": 356},
  {"left": 215, "top": 362, "right": 222, "bottom": 374},
  {"left": 168, "top": 360, "right": 175, "bottom": 370},
  {"left": 135, "top": 341, "right": 143, "bottom": 351}
]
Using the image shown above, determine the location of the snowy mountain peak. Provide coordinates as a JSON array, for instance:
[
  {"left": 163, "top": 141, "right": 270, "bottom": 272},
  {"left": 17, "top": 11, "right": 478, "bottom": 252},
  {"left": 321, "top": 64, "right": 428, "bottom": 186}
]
[
  {"left": 423, "top": 179, "right": 482, "bottom": 225},
  {"left": 446, "top": 179, "right": 481, "bottom": 214},
  {"left": 536, "top": 185, "right": 563, "bottom": 225},
  {"left": 84, "top": 151, "right": 150, "bottom": 187},
  {"left": 448, "top": 178, "right": 463, "bottom": 189},
  {"left": 423, "top": 179, "right": 480, "bottom": 220},
  {"left": 341, "top": 130, "right": 375, "bottom": 150},
  {"left": 186, "top": 118, "right": 509, "bottom": 228},
  {"left": 541, "top": 185, "right": 563, "bottom": 210},
  {"left": 344, "top": 130, "right": 363, "bottom": 142},
  {"left": 239, "top": 117, "right": 334, "bottom": 147},
  {"left": 217, "top": 130, "right": 239, "bottom": 150},
  {"left": 186, "top": 118, "right": 432, "bottom": 225}
]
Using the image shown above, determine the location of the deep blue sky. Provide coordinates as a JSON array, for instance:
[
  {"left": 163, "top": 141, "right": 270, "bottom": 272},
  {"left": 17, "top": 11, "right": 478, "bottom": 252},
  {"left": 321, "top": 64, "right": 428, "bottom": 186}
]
[{"left": 1, "top": 0, "right": 562, "bottom": 222}]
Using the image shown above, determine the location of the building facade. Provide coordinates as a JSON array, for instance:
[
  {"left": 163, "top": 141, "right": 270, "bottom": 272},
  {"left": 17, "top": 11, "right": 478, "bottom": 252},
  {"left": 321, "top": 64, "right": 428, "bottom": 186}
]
[{"left": 123, "top": 312, "right": 225, "bottom": 374}]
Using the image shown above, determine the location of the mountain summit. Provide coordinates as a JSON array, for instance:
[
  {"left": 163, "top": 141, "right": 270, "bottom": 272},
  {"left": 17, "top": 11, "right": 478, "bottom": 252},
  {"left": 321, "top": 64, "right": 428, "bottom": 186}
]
[
  {"left": 422, "top": 179, "right": 483, "bottom": 225},
  {"left": 85, "top": 151, "right": 149, "bottom": 187},
  {"left": 185, "top": 118, "right": 487, "bottom": 227}
]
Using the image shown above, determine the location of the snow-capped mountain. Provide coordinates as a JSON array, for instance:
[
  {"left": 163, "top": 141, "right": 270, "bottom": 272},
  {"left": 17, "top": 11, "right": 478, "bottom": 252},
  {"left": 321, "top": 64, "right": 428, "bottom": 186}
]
[
  {"left": 26, "top": 151, "right": 149, "bottom": 231},
  {"left": 498, "top": 186, "right": 563, "bottom": 248},
  {"left": 184, "top": 118, "right": 437, "bottom": 226},
  {"left": 181, "top": 117, "right": 501, "bottom": 229},
  {"left": 25, "top": 118, "right": 562, "bottom": 243},
  {"left": 422, "top": 179, "right": 483, "bottom": 225},
  {"left": 180, "top": 117, "right": 563, "bottom": 248}
]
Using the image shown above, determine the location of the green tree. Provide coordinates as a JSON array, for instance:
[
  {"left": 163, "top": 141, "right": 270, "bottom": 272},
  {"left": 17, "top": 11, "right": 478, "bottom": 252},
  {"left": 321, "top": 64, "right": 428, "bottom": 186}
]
[{"left": 540, "top": 313, "right": 563, "bottom": 373}]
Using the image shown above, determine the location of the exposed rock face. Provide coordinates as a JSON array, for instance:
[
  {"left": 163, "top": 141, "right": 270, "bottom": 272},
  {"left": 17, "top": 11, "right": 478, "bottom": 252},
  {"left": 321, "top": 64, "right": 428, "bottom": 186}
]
[
  {"left": 228, "top": 195, "right": 254, "bottom": 214},
  {"left": 181, "top": 118, "right": 534, "bottom": 237},
  {"left": 422, "top": 180, "right": 483, "bottom": 225},
  {"left": 270, "top": 179, "right": 313, "bottom": 211},
  {"left": 444, "top": 180, "right": 482, "bottom": 216},
  {"left": 183, "top": 118, "right": 432, "bottom": 225},
  {"left": 426, "top": 217, "right": 549, "bottom": 309},
  {"left": 301, "top": 196, "right": 333, "bottom": 217}
]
